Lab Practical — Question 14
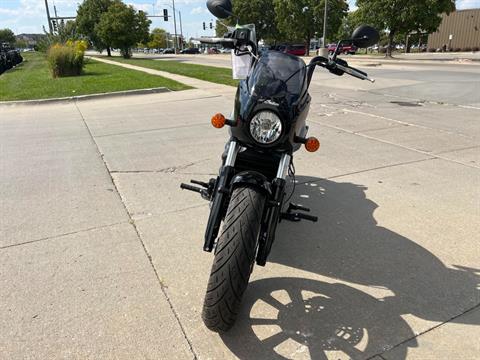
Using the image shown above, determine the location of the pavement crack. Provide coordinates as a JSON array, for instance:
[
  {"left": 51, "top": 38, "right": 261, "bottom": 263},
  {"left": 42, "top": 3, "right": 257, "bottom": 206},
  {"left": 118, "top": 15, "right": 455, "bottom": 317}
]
[
  {"left": 293, "top": 158, "right": 436, "bottom": 186},
  {"left": 110, "top": 159, "right": 212, "bottom": 175},
  {"left": 95, "top": 123, "right": 210, "bottom": 139},
  {"left": 312, "top": 121, "right": 480, "bottom": 169},
  {"left": 73, "top": 101, "right": 199, "bottom": 360},
  {"left": 375, "top": 302, "right": 480, "bottom": 358},
  {"left": 134, "top": 204, "right": 209, "bottom": 223},
  {"left": 435, "top": 144, "right": 480, "bottom": 155},
  {"left": 326, "top": 158, "right": 435, "bottom": 180},
  {"left": 0, "top": 221, "right": 128, "bottom": 250}
]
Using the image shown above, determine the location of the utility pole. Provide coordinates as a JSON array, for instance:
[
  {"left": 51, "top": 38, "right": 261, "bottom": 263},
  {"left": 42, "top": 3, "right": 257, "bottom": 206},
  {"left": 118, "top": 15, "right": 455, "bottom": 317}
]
[
  {"left": 172, "top": 0, "right": 178, "bottom": 53},
  {"left": 322, "top": 0, "right": 328, "bottom": 47},
  {"left": 44, "top": 0, "right": 53, "bottom": 33},
  {"left": 179, "top": 11, "right": 183, "bottom": 50}
]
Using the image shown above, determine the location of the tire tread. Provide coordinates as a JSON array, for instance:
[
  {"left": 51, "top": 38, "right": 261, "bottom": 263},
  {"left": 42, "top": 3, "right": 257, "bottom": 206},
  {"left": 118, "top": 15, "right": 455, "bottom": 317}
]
[{"left": 202, "top": 186, "right": 265, "bottom": 332}]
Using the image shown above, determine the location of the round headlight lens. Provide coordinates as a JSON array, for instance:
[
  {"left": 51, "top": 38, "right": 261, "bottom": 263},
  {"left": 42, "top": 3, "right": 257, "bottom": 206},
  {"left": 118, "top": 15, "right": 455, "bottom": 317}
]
[{"left": 249, "top": 111, "right": 283, "bottom": 144}]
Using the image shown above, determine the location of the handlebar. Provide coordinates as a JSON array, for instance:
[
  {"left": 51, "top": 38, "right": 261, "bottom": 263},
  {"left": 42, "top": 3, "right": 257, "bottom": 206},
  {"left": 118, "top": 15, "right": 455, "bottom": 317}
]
[
  {"left": 194, "top": 37, "right": 237, "bottom": 48},
  {"left": 307, "top": 56, "right": 375, "bottom": 85},
  {"left": 335, "top": 63, "right": 375, "bottom": 83}
]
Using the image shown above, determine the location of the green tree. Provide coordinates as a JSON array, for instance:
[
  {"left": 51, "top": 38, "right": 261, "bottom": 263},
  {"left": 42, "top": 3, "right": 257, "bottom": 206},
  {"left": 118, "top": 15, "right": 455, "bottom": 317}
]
[
  {"left": 0, "top": 28, "right": 15, "bottom": 44},
  {"left": 76, "top": 0, "right": 115, "bottom": 56},
  {"left": 58, "top": 20, "right": 80, "bottom": 43},
  {"left": 215, "top": 0, "right": 281, "bottom": 44},
  {"left": 334, "top": 10, "right": 363, "bottom": 42},
  {"left": 96, "top": 1, "right": 151, "bottom": 58},
  {"left": 215, "top": 19, "right": 232, "bottom": 38},
  {"left": 233, "top": 0, "right": 278, "bottom": 42},
  {"left": 274, "top": 0, "right": 348, "bottom": 55},
  {"left": 148, "top": 28, "right": 167, "bottom": 49},
  {"left": 15, "top": 39, "right": 28, "bottom": 49},
  {"left": 356, "top": 0, "right": 455, "bottom": 57}
]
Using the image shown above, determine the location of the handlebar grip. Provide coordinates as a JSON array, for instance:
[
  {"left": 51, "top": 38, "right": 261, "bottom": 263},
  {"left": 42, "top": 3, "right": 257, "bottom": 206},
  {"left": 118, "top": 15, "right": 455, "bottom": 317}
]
[{"left": 194, "top": 37, "right": 236, "bottom": 46}]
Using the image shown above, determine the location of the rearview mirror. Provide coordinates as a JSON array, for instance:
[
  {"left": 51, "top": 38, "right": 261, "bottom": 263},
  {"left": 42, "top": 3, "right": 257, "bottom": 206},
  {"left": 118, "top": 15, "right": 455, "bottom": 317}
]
[
  {"left": 351, "top": 25, "right": 380, "bottom": 48},
  {"left": 206, "top": 0, "right": 233, "bottom": 19}
]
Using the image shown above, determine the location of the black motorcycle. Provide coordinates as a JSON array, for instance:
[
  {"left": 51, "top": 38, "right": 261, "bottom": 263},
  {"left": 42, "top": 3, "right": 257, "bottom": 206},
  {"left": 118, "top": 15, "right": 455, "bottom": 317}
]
[{"left": 181, "top": 0, "right": 379, "bottom": 332}]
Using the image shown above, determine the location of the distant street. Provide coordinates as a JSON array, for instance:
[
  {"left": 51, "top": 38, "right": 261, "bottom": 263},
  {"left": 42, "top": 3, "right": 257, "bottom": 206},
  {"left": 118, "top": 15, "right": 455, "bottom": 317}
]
[{"left": 1, "top": 56, "right": 479, "bottom": 359}]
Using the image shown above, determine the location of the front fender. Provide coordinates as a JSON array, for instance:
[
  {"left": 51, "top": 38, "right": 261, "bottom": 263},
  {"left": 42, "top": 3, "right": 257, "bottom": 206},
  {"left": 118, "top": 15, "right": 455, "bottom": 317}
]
[{"left": 230, "top": 171, "right": 272, "bottom": 196}]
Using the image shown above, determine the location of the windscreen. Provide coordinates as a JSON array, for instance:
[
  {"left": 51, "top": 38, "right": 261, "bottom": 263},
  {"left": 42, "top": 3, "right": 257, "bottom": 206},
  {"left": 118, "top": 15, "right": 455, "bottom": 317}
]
[{"left": 247, "top": 51, "right": 306, "bottom": 99}]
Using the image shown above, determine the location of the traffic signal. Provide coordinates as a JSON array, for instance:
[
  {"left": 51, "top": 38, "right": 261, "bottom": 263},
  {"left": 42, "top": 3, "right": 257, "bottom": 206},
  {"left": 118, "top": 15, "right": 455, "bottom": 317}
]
[
  {"left": 52, "top": 20, "right": 57, "bottom": 32},
  {"left": 203, "top": 22, "right": 206, "bottom": 30},
  {"left": 163, "top": 9, "right": 168, "bottom": 21},
  {"left": 210, "top": 22, "right": 213, "bottom": 29}
]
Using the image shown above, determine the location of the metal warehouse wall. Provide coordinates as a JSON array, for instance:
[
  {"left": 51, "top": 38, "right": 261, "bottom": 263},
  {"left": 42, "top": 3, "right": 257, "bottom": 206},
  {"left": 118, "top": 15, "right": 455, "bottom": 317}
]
[{"left": 428, "top": 9, "right": 480, "bottom": 49}]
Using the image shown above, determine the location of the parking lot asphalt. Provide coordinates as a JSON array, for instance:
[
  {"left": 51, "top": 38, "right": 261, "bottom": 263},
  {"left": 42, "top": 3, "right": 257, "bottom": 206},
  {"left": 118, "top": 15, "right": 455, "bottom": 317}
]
[{"left": 0, "top": 61, "right": 479, "bottom": 359}]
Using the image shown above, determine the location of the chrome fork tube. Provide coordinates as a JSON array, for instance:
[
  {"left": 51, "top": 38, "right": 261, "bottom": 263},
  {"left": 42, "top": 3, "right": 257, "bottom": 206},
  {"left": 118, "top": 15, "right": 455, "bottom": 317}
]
[
  {"left": 276, "top": 154, "right": 291, "bottom": 179},
  {"left": 225, "top": 141, "right": 239, "bottom": 167}
]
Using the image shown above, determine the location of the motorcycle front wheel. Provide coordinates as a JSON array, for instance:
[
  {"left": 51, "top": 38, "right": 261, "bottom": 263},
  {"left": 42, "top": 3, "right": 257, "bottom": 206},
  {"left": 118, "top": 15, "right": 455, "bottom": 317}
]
[{"left": 202, "top": 185, "right": 266, "bottom": 332}]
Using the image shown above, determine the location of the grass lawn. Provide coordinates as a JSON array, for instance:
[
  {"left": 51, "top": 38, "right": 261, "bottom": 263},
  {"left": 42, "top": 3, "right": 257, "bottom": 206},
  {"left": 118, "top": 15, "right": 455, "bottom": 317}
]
[
  {"left": 0, "top": 52, "right": 191, "bottom": 101},
  {"left": 105, "top": 56, "right": 239, "bottom": 87}
]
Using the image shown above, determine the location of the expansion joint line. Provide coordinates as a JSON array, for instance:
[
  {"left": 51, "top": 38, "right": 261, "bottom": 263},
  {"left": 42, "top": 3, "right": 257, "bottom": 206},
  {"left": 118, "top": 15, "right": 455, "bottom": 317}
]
[{"left": 73, "top": 101, "right": 199, "bottom": 360}]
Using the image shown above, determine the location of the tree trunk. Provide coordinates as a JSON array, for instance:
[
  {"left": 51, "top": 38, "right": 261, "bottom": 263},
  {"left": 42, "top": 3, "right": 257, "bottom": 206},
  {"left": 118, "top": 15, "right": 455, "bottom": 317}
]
[
  {"left": 386, "top": 31, "right": 395, "bottom": 58},
  {"left": 107, "top": 47, "right": 111, "bottom": 57},
  {"left": 306, "top": 33, "right": 310, "bottom": 57}
]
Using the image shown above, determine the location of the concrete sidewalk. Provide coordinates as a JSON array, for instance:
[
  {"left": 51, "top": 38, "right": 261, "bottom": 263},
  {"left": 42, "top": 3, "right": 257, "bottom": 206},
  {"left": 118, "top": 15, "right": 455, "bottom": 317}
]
[{"left": 1, "top": 62, "right": 479, "bottom": 359}]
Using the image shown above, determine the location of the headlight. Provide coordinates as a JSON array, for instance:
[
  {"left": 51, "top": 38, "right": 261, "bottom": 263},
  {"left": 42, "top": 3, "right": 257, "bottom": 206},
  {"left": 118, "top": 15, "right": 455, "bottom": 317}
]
[{"left": 249, "top": 111, "right": 283, "bottom": 144}]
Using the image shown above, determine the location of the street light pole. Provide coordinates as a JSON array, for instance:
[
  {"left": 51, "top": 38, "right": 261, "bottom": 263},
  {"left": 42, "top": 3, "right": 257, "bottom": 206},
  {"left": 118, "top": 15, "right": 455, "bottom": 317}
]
[
  {"left": 172, "top": 0, "right": 178, "bottom": 53},
  {"left": 179, "top": 11, "right": 183, "bottom": 50},
  {"left": 44, "top": 0, "right": 53, "bottom": 33},
  {"left": 322, "top": 0, "right": 328, "bottom": 47}
]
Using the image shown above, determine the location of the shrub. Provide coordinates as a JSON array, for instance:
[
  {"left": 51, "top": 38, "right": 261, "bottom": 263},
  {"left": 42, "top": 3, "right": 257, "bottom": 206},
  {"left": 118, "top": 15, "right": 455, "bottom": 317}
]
[
  {"left": 463, "top": 47, "right": 472, "bottom": 52},
  {"left": 428, "top": 48, "right": 436, "bottom": 52},
  {"left": 472, "top": 47, "right": 479, "bottom": 52},
  {"left": 47, "top": 40, "right": 88, "bottom": 78}
]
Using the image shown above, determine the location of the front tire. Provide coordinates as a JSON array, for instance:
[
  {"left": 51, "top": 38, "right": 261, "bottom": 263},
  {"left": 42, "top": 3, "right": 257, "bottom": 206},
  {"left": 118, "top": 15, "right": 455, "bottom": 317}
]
[{"left": 202, "top": 186, "right": 266, "bottom": 332}]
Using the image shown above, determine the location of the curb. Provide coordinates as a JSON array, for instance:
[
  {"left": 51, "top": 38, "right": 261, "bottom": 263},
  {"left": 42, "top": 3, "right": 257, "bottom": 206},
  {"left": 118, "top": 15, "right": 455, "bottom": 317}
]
[{"left": 0, "top": 87, "right": 171, "bottom": 106}]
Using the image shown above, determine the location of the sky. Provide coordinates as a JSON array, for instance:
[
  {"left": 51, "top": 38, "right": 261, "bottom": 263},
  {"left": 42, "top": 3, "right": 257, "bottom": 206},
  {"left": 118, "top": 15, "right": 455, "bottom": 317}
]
[{"left": 0, "top": 0, "right": 479, "bottom": 38}]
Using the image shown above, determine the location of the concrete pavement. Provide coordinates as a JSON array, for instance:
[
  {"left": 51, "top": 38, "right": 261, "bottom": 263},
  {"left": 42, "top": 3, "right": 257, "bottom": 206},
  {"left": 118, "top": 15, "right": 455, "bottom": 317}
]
[{"left": 1, "top": 61, "right": 479, "bottom": 359}]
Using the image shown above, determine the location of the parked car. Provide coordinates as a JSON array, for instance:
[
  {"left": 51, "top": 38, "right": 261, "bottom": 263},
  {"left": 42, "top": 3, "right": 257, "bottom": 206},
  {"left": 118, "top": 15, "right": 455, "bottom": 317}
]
[
  {"left": 327, "top": 43, "right": 357, "bottom": 55},
  {"left": 162, "top": 48, "right": 175, "bottom": 54},
  {"left": 219, "top": 48, "right": 231, "bottom": 53},
  {"left": 207, "top": 47, "right": 219, "bottom": 54},
  {"left": 180, "top": 48, "right": 201, "bottom": 54},
  {"left": 275, "top": 44, "right": 307, "bottom": 56}
]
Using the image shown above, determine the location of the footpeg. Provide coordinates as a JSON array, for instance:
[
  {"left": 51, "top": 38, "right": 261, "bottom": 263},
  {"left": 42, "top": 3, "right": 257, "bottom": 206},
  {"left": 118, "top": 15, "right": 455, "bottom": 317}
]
[
  {"left": 287, "top": 203, "right": 311, "bottom": 213},
  {"left": 180, "top": 179, "right": 216, "bottom": 201},
  {"left": 280, "top": 203, "right": 318, "bottom": 222},
  {"left": 281, "top": 212, "right": 318, "bottom": 222},
  {"left": 191, "top": 180, "right": 210, "bottom": 188},
  {"left": 181, "top": 183, "right": 207, "bottom": 194}
]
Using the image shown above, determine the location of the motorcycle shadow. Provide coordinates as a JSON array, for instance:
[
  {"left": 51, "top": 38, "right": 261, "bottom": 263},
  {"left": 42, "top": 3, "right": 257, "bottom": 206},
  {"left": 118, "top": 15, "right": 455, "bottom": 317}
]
[{"left": 220, "top": 176, "right": 479, "bottom": 359}]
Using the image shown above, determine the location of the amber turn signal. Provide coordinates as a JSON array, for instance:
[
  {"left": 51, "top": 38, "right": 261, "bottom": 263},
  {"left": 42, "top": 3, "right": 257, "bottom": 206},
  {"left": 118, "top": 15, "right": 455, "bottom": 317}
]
[
  {"left": 211, "top": 113, "right": 226, "bottom": 128},
  {"left": 305, "top": 137, "right": 320, "bottom": 152}
]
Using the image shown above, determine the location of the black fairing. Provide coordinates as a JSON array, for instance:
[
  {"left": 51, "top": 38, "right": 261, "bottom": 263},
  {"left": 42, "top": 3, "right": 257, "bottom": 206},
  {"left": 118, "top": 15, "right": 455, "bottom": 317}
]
[{"left": 231, "top": 51, "right": 311, "bottom": 153}]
